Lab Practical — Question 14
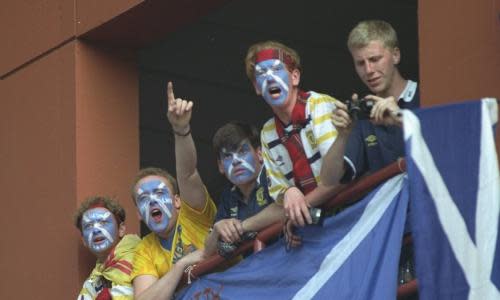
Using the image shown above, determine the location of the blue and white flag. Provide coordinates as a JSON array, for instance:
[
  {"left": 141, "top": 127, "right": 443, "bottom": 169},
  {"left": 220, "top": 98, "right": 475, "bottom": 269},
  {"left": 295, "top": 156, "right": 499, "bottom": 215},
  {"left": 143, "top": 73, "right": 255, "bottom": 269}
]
[
  {"left": 177, "top": 174, "right": 409, "bottom": 300},
  {"left": 403, "top": 98, "right": 500, "bottom": 299}
]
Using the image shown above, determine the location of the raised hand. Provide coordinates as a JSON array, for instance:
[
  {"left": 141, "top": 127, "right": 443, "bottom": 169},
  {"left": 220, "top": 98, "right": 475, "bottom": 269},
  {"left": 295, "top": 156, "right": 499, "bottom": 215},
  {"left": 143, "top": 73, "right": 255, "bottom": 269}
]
[{"left": 166, "top": 81, "right": 193, "bottom": 134}]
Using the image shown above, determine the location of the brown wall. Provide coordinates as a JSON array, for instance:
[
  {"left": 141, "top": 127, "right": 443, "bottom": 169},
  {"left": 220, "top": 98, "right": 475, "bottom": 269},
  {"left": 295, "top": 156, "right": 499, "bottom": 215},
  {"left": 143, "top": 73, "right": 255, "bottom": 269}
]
[
  {"left": 0, "top": 0, "right": 75, "bottom": 77},
  {"left": 418, "top": 0, "right": 500, "bottom": 151},
  {"left": 0, "top": 1, "right": 142, "bottom": 299},
  {"left": 75, "top": 41, "right": 140, "bottom": 282},
  {"left": 0, "top": 42, "right": 79, "bottom": 299},
  {"left": 76, "top": 0, "right": 143, "bottom": 35}
]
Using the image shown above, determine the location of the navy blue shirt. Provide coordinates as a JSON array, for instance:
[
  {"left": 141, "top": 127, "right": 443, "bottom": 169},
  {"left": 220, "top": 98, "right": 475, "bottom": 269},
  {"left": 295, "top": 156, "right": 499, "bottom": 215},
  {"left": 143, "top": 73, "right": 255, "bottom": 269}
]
[
  {"left": 342, "top": 83, "right": 420, "bottom": 182},
  {"left": 215, "top": 168, "right": 273, "bottom": 222}
]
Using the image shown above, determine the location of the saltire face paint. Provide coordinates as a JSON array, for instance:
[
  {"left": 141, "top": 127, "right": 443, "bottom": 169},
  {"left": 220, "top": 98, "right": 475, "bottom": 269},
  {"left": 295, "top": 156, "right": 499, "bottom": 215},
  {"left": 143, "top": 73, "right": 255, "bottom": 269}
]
[
  {"left": 255, "top": 59, "right": 290, "bottom": 107},
  {"left": 220, "top": 141, "right": 258, "bottom": 185},
  {"left": 135, "top": 179, "right": 174, "bottom": 235},
  {"left": 254, "top": 48, "right": 297, "bottom": 107},
  {"left": 82, "top": 208, "right": 118, "bottom": 254}
]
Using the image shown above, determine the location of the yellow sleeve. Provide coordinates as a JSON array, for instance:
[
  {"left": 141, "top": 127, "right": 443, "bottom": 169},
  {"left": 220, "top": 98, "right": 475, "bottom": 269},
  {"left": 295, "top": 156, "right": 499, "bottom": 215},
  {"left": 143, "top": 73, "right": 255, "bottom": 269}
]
[
  {"left": 178, "top": 188, "right": 216, "bottom": 250},
  {"left": 310, "top": 93, "right": 339, "bottom": 157},
  {"left": 180, "top": 187, "right": 216, "bottom": 229}
]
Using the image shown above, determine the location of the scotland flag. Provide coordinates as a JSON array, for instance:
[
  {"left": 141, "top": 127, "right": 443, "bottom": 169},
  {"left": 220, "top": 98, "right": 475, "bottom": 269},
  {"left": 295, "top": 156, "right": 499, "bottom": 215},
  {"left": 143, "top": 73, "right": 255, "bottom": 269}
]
[
  {"left": 403, "top": 98, "right": 500, "bottom": 299},
  {"left": 177, "top": 173, "right": 409, "bottom": 300}
]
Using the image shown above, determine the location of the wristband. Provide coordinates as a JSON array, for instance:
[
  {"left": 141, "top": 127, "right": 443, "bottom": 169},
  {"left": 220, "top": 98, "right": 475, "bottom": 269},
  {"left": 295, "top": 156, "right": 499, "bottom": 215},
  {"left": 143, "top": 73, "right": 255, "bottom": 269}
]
[{"left": 173, "top": 127, "right": 191, "bottom": 136}]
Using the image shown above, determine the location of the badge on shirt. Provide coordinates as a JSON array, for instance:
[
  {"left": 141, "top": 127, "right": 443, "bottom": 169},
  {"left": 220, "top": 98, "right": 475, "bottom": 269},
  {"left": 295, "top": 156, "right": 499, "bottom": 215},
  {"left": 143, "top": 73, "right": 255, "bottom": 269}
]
[
  {"left": 305, "top": 129, "right": 318, "bottom": 149},
  {"left": 365, "top": 135, "right": 378, "bottom": 147},
  {"left": 256, "top": 188, "right": 267, "bottom": 207}
]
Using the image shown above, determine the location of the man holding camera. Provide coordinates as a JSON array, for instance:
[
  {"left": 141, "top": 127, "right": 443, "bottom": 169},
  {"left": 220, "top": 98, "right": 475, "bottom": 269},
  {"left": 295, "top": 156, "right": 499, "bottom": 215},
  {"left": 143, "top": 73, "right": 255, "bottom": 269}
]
[
  {"left": 320, "top": 19, "right": 419, "bottom": 186},
  {"left": 244, "top": 41, "right": 340, "bottom": 242},
  {"left": 320, "top": 20, "right": 419, "bottom": 294}
]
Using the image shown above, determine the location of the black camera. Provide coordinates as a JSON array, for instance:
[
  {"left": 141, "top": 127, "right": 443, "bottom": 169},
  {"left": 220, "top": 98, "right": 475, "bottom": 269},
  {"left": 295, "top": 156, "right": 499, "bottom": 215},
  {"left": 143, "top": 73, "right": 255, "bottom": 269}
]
[
  {"left": 309, "top": 207, "right": 324, "bottom": 225},
  {"left": 344, "top": 98, "right": 374, "bottom": 120},
  {"left": 217, "top": 231, "right": 257, "bottom": 258}
]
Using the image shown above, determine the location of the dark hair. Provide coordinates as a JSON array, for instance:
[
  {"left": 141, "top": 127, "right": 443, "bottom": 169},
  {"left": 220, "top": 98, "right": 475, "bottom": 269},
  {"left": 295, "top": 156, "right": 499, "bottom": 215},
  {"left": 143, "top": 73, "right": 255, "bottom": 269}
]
[
  {"left": 74, "top": 195, "right": 125, "bottom": 232},
  {"left": 130, "top": 167, "right": 179, "bottom": 202},
  {"left": 212, "top": 121, "right": 260, "bottom": 159}
]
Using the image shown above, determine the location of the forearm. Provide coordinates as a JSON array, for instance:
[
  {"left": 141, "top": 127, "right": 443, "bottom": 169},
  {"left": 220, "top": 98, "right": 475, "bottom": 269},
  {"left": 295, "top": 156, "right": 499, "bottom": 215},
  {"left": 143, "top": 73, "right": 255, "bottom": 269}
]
[
  {"left": 174, "top": 131, "right": 206, "bottom": 209},
  {"left": 135, "top": 264, "right": 186, "bottom": 300},
  {"left": 241, "top": 203, "right": 284, "bottom": 232},
  {"left": 174, "top": 130, "right": 197, "bottom": 182},
  {"left": 320, "top": 133, "right": 349, "bottom": 187},
  {"left": 304, "top": 182, "right": 340, "bottom": 208},
  {"left": 204, "top": 230, "right": 219, "bottom": 257}
]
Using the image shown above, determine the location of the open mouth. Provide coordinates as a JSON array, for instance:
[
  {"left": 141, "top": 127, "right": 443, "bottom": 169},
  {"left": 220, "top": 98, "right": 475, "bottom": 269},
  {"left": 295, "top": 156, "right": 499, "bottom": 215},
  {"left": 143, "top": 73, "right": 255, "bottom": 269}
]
[
  {"left": 150, "top": 208, "right": 163, "bottom": 222},
  {"left": 93, "top": 236, "right": 106, "bottom": 243},
  {"left": 268, "top": 86, "right": 282, "bottom": 99}
]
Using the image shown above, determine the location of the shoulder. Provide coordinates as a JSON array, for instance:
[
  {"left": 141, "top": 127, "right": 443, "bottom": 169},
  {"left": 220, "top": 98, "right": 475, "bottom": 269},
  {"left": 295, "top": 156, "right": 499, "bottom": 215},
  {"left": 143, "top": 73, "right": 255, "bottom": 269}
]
[
  {"left": 219, "top": 185, "right": 237, "bottom": 204},
  {"left": 305, "top": 91, "right": 338, "bottom": 115},
  {"left": 136, "top": 232, "right": 158, "bottom": 251},
  {"left": 306, "top": 91, "right": 338, "bottom": 104},
  {"left": 179, "top": 188, "right": 217, "bottom": 224},
  {"left": 261, "top": 118, "right": 278, "bottom": 145},
  {"left": 261, "top": 118, "right": 276, "bottom": 134}
]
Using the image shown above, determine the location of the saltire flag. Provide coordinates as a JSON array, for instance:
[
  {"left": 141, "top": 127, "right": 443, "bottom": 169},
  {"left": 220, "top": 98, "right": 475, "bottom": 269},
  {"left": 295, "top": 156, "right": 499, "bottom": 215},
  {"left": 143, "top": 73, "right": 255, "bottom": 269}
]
[
  {"left": 403, "top": 98, "right": 500, "bottom": 299},
  {"left": 177, "top": 174, "right": 410, "bottom": 300}
]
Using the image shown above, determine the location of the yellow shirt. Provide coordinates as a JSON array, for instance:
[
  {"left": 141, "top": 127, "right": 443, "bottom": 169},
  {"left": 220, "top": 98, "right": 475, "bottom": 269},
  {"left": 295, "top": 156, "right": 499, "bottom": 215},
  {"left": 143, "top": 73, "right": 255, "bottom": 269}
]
[
  {"left": 78, "top": 234, "right": 141, "bottom": 300},
  {"left": 132, "top": 191, "right": 216, "bottom": 279}
]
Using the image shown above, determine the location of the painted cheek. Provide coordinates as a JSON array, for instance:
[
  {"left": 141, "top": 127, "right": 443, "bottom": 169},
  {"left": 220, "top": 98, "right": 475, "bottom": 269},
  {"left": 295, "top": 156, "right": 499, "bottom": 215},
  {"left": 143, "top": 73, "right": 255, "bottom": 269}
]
[
  {"left": 230, "top": 153, "right": 257, "bottom": 183},
  {"left": 223, "top": 157, "right": 233, "bottom": 175}
]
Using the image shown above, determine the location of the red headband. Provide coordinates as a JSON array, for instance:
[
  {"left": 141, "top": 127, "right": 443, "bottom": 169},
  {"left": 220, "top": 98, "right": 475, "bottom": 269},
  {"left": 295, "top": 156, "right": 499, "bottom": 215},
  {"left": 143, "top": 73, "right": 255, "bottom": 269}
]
[
  {"left": 255, "top": 48, "right": 295, "bottom": 69},
  {"left": 89, "top": 202, "right": 106, "bottom": 209}
]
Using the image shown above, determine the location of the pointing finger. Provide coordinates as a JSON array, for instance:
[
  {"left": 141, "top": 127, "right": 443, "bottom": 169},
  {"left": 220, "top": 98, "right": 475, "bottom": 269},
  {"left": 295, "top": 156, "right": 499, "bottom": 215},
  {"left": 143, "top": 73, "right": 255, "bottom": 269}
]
[{"left": 167, "top": 82, "right": 175, "bottom": 107}]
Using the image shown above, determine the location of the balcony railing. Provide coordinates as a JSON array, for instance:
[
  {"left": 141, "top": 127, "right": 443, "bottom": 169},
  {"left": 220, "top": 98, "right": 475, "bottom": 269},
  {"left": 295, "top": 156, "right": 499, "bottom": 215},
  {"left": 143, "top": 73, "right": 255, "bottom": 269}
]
[{"left": 182, "top": 159, "right": 418, "bottom": 298}]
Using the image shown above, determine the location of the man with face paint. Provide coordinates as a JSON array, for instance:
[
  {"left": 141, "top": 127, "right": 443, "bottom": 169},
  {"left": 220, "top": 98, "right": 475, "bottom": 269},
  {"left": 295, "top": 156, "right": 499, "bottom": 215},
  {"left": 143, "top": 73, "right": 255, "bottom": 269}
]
[
  {"left": 75, "top": 196, "right": 141, "bottom": 300},
  {"left": 244, "top": 41, "right": 341, "bottom": 238},
  {"left": 131, "top": 82, "right": 216, "bottom": 300},
  {"left": 320, "top": 19, "right": 420, "bottom": 188},
  {"left": 203, "top": 121, "right": 284, "bottom": 257}
]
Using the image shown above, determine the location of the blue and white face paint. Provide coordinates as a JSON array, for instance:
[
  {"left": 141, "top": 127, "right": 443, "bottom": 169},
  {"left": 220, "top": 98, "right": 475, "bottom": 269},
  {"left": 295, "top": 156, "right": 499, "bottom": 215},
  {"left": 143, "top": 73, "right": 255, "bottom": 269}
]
[
  {"left": 135, "top": 179, "right": 174, "bottom": 235},
  {"left": 220, "top": 142, "right": 258, "bottom": 185},
  {"left": 255, "top": 59, "right": 290, "bottom": 107},
  {"left": 82, "top": 208, "right": 117, "bottom": 254}
]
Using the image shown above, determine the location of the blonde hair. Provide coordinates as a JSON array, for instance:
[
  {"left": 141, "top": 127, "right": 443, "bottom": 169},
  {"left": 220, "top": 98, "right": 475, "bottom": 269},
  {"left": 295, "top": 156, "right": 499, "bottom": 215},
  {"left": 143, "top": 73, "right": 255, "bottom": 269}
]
[{"left": 347, "top": 20, "right": 399, "bottom": 50}]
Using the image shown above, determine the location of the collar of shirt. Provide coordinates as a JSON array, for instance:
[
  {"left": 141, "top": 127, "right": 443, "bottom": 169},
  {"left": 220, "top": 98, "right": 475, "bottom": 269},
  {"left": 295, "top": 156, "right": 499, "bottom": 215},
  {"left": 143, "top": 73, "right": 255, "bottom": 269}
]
[{"left": 398, "top": 80, "right": 418, "bottom": 103}]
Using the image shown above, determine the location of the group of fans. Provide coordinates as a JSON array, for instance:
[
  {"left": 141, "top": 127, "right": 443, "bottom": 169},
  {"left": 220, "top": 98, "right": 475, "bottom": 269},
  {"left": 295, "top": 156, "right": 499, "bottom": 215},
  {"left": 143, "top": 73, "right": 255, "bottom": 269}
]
[{"left": 75, "top": 19, "right": 419, "bottom": 300}]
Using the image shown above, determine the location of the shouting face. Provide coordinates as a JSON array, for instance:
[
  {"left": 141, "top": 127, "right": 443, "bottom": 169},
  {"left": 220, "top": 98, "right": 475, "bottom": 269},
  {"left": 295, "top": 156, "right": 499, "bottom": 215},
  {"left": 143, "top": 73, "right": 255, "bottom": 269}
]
[
  {"left": 254, "top": 59, "right": 291, "bottom": 107},
  {"left": 135, "top": 177, "right": 177, "bottom": 236},
  {"left": 81, "top": 207, "right": 119, "bottom": 255}
]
